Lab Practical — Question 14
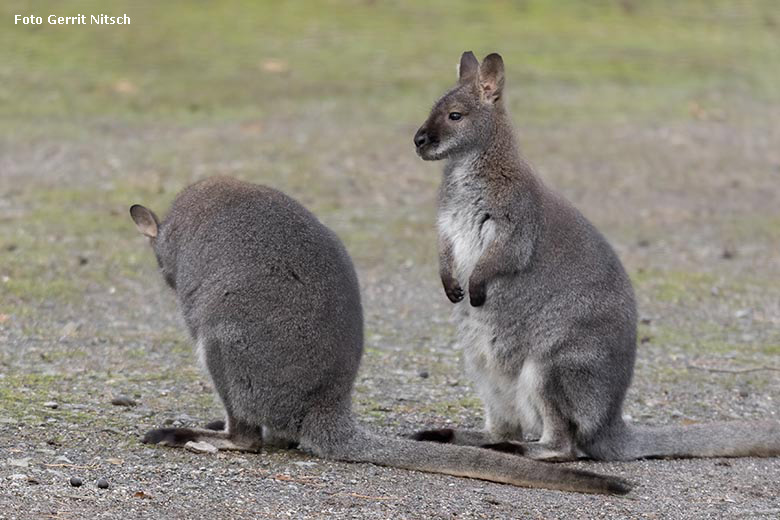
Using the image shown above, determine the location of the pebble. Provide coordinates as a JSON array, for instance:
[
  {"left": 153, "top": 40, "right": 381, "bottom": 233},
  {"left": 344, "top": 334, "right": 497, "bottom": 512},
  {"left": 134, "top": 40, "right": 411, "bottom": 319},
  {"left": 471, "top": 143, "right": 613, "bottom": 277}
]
[
  {"left": 110, "top": 395, "right": 137, "bottom": 407},
  {"left": 418, "top": 370, "right": 429, "bottom": 379},
  {"left": 8, "top": 458, "right": 30, "bottom": 468},
  {"left": 43, "top": 401, "right": 59, "bottom": 409},
  {"left": 185, "top": 441, "right": 218, "bottom": 454},
  {"left": 69, "top": 476, "right": 83, "bottom": 487},
  {"left": 97, "top": 478, "right": 110, "bottom": 489}
]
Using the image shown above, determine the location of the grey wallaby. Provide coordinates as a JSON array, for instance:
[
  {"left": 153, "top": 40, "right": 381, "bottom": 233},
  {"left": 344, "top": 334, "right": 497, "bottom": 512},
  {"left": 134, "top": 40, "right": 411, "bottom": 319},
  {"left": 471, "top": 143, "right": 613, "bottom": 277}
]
[
  {"left": 129, "top": 176, "right": 631, "bottom": 494},
  {"left": 411, "top": 51, "right": 780, "bottom": 462}
]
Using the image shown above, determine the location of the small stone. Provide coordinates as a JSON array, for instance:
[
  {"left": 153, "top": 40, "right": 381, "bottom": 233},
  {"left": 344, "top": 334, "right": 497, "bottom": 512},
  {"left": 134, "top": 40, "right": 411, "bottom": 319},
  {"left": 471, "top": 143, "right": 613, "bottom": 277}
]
[
  {"left": 640, "top": 336, "right": 652, "bottom": 344},
  {"left": 8, "top": 457, "right": 30, "bottom": 468},
  {"left": 734, "top": 309, "right": 751, "bottom": 319},
  {"left": 96, "top": 478, "right": 109, "bottom": 489},
  {"left": 293, "top": 461, "right": 317, "bottom": 467},
  {"left": 43, "top": 401, "right": 59, "bottom": 409},
  {"left": 110, "top": 395, "right": 137, "bottom": 407},
  {"left": 8, "top": 473, "right": 27, "bottom": 481},
  {"left": 185, "top": 441, "right": 218, "bottom": 454},
  {"left": 418, "top": 370, "right": 430, "bottom": 379},
  {"left": 59, "top": 321, "right": 80, "bottom": 339},
  {"left": 637, "top": 239, "right": 650, "bottom": 248},
  {"left": 69, "top": 476, "right": 83, "bottom": 487},
  {"left": 721, "top": 247, "right": 736, "bottom": 259},
  {"left": 54, "top": 456, "right": 73, "bottom": 464}
]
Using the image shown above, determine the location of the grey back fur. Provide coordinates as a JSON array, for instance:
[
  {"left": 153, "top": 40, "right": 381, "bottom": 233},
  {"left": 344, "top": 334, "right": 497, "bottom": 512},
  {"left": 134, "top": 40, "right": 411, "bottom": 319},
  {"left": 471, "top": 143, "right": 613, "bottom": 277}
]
[
  {"left": 411, "top": 52, "right": 780, "bottom": 462},
  {"left": 130, "top": 176, "right": 631, "bottom": 494}
]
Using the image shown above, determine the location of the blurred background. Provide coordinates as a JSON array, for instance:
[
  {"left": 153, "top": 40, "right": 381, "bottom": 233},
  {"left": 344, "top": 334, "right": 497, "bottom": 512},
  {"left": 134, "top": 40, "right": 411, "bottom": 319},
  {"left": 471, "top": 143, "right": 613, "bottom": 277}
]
[{"left": 0, "top": 1, "right": 778, "bottom": 516}]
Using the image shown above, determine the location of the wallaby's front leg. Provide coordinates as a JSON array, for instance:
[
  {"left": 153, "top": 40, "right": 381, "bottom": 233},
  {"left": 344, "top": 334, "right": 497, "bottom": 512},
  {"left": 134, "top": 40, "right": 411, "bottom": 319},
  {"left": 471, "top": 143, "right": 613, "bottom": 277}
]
[
  {"left": 468, "top": 240, "right": 514, "bottom": 307},
  {"left": 468, "top": 216, "right": 535, "bottom": 307},
  {"left": 439, "top": 234, "right": 463, "bottom": 303}
]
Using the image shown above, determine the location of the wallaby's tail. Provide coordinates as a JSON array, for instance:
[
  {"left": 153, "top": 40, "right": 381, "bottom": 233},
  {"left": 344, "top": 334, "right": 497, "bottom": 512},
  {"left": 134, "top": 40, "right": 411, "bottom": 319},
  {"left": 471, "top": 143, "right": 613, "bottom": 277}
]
[
  {"left": 302, "top": 420, "right": 631, "bottom": 495},
  {"left": 591, "top": 420, "right": 780, "bottom": 461}
]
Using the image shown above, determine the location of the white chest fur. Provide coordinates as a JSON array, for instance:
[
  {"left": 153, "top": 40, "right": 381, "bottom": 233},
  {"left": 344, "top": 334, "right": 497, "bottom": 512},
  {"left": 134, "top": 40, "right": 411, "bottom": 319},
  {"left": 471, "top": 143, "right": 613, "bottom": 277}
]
[{"left": 438, "top": 166, "right": 495, "bottom": 286}]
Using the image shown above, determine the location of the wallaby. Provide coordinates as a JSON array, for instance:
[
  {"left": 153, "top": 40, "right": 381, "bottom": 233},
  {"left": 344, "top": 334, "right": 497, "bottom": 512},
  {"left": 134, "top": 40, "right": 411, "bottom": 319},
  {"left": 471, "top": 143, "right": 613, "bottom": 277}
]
[
  {"left": 128, "top": 176, "right": 631, "bottom": 494},
  {"left": 411, "top": 51, "right": 780, "bottom": 462}
]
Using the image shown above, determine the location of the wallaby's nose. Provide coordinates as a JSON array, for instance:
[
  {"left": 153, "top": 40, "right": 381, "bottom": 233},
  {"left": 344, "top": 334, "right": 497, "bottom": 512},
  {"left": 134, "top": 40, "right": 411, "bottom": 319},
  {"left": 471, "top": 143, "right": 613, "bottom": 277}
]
[{"left": 414, "top": 129, "right": 429, "bottom": 148}]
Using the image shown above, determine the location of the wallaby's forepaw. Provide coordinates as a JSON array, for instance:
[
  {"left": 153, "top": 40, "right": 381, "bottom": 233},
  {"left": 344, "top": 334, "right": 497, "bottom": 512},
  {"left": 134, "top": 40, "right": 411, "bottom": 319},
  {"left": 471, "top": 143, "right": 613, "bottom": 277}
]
[
  {"left": 142, "top": 427, "right": 199, "bottom": 447},
  {"left": 442, "top": 277, "right": 464, "bottom": 303},
  {"left": 205, "top": 420, "right": 226, "bottom": 431},
  {"left": 468, "top": 280, "right": 486, "bottom": 307},
  {"left": 410, "top": 428, "right": 455, "bottom": 443}
]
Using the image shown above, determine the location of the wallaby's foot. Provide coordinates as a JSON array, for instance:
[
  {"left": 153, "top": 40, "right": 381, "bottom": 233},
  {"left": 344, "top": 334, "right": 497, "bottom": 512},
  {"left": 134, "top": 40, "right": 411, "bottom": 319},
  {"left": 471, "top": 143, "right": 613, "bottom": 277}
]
[
  {"left": 205, "top": 419, "right": 226, "bottom": 431},
  {"left": 518, "top": 441, "right": 577, "bottom": 462},
  {"left": 411, "top": 428, "right": 455, "bottom": 443},
  {"left": 142, "top": 426, "right": 262, "bottom": 452},
  {"left": 143, "top": 427, "right": 201, "bottom": 446},
  {"left": 411, "top": 427, "right": 500, "bottom": 447},
  {"left": 481, "top": 441, "right": 525, "bottom": 455}
]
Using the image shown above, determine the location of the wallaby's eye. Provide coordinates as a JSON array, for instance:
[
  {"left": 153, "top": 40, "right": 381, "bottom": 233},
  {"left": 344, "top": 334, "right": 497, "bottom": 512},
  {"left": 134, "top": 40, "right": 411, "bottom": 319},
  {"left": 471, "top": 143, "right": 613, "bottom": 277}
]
[{"left": 448, "top": 112, "right": 463, "bottom": 121}]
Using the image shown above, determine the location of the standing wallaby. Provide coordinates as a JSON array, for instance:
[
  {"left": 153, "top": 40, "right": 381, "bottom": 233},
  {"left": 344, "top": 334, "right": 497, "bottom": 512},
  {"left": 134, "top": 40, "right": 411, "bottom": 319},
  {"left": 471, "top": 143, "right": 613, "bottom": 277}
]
[
  {"left": 411, "top": 51, "right": 780, "bottom": 462},
  {"left": 129, "top": 176, "right": 631, "bottom": 494}
]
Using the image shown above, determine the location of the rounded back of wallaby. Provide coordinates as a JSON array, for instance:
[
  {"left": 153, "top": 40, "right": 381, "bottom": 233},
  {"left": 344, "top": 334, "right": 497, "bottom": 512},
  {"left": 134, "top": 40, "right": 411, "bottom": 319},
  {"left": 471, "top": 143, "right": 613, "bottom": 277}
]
[{"left": 132, "top": 176, "right": 363, "bottom": 436}]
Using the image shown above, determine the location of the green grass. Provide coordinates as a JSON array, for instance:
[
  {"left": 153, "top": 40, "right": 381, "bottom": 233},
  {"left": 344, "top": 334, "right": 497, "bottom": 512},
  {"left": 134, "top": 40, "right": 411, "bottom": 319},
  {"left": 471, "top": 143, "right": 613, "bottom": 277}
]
[
  {"left": 2, "top": 0, "right": 779, "bottom": 354},
  {"left": 2, "top": 0, "right": 779, "bottom": 129}
]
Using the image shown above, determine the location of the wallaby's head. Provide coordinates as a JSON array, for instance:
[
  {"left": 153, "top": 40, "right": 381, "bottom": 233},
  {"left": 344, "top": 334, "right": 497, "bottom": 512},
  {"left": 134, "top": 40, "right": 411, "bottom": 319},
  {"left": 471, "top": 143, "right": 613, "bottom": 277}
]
[
  {"left": 414, "top": 51, "right": 505, "bottom": 161},
  {"left": 129, "top": 204, "right": 177, "bottom": 289}
]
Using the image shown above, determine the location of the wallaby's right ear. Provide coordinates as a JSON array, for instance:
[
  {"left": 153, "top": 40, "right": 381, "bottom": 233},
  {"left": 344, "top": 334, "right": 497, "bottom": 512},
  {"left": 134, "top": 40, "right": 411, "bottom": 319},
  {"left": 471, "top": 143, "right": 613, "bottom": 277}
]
[
  {"left": 129, "top": 204, "right": 159, "bottom": 238},
  {"left": 458, "top": 51, "right": 479, "bottom": 84},
  {"left": 478, "top": 53, "right": 505, "bottom": 104}
]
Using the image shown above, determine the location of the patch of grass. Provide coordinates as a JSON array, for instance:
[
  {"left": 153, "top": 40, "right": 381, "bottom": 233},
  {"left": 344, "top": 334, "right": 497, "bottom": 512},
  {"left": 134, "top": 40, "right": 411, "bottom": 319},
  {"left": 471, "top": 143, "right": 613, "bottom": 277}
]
[
  {"left": 632, "top": 268, "right": 719, "bottom": 303},
  {"left": 2, "top": 0, "right": 778, "bottom": 131}
]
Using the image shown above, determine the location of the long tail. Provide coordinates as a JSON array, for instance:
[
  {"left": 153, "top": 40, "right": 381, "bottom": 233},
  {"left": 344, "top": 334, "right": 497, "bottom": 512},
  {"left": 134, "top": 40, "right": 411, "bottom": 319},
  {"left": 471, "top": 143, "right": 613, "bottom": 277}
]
[
  {"left": 302, "top": 420, "right": 631, "bottom": 495},
  {"left": 591, "top": 420, "right": 780, "bottom": 460}
]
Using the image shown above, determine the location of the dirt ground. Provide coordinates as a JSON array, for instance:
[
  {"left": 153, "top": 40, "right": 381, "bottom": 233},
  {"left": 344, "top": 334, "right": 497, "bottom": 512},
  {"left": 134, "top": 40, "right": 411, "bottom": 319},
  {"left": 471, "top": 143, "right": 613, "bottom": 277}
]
[{"left": 1, "top": 2, "right": 779, "bottom": 519}]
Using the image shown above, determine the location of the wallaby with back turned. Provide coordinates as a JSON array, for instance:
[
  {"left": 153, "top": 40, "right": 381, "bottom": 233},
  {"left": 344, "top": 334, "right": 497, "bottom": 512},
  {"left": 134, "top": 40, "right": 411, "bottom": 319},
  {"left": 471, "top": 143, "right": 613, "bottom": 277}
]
[
  {"left": 411, "top": 51, "right": 780, "bottom": 461},
  {"left": 129, "top": 176, "right": 630, "bottom": 494}
]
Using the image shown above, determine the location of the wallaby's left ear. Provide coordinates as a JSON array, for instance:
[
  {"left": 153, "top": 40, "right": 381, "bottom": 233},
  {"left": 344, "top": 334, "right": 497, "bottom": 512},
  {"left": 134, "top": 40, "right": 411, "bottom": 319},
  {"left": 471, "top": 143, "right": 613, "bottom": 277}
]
[
  {"left": 479, "top": 53, "right": 505, "bottom": 104},
  {"left": 458, "top": 51, "right": 479, "bottom": 84},
  {"left": 129, "top": 204, "right": 159, "bottom": 238}
]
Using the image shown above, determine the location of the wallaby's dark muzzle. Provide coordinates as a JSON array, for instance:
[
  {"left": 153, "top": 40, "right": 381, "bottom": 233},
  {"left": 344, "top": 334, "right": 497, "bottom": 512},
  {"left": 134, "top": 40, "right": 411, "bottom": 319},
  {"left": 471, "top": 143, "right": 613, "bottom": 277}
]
[{"left": 413, "top": 128, "right": 431, "bottom": 149}]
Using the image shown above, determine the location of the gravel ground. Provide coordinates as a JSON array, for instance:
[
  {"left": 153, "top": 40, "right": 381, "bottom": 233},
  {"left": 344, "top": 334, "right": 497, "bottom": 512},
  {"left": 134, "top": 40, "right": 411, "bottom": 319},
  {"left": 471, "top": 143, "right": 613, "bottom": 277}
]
[
  {"left": 2, "top": 3, "right": 780, "bottom": 518},
  {"left": 1, "top": 123, "right": 779, "bottom": 517}
]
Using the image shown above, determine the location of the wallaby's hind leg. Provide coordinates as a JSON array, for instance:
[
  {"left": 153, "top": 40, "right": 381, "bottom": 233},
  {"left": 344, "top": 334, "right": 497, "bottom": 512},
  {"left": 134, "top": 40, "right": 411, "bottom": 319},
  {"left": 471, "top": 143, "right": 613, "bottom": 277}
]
[
  {"left": 513, "top": 397, "right": 577, "bottom": 461},
  {"left": 143, "top": 418, "right": 263, "bottom": 452}
]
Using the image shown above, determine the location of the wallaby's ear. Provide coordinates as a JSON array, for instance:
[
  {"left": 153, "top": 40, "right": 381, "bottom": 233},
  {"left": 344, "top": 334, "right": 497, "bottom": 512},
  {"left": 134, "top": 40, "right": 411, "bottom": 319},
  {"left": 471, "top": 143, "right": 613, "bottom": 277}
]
[
  {"left": 458, "top": 51, "right": 479, "bottom": 84},
  {"left": 129, "top": 204, "right": 159, "bottom": 238},
  {"left": 478, "top": 53, "right": 505, "bottom": 104}
]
